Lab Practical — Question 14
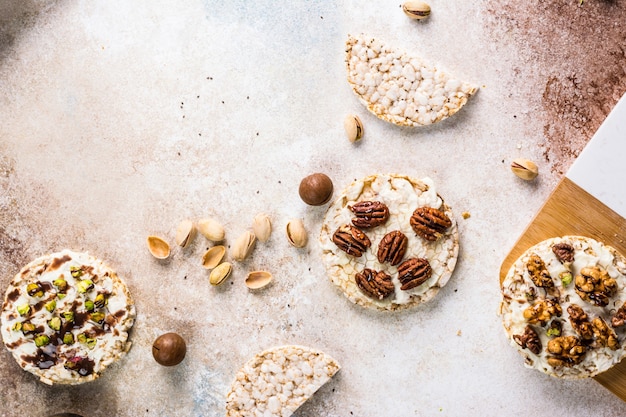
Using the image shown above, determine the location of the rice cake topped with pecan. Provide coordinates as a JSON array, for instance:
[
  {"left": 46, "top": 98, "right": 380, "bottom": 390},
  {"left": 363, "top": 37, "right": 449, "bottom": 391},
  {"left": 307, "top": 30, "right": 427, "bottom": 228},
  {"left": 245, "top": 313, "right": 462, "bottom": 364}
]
[
  {"left": 225, "top": 345, "right": 340, "bottom": 417},
  {"left": 320, "top": 174, "right": 459, "bottom": 311},
  {"left": 0, "top": 250, "right": 135, "bottom": 385},
  {"left": 500, "top": 236, "right": 626, "bottom": 379},
  {"left": 346, "top": 34, "right": 477, "bottom": 127}
]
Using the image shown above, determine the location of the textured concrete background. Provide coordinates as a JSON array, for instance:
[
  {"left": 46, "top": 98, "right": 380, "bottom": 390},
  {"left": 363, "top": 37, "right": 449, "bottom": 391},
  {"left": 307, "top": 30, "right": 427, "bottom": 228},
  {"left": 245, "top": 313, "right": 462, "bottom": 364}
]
[{"left": 0, "top": 1, "right": 625, "bottom": 416}]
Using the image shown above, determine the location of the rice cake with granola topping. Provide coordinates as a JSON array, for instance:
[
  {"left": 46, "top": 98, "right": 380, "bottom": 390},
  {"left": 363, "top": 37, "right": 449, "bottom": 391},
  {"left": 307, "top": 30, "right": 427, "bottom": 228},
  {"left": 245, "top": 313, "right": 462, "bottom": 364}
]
[
  {"left": 346, "top": 34, "right": 477, "bottom": 127},
  {"left": 320, "top": 173, "right": 459, "bottom": 311},
  {"left": 499, "top": 236, "right": 626, "bottom": 379},
  {"left": 0, "top": 249, "right": 135, "bottom": 385},
  {"left": 225, "top": 345, "right": 340, "bottom": 417}
]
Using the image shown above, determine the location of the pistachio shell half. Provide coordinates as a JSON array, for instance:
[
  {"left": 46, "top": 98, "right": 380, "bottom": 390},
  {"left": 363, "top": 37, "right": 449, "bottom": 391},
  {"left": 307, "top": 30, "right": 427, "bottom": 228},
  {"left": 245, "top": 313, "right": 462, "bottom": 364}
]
[
  {"left": 198, "top": 218, "right": 225, "bottom": 242},
  {"left": 175, "top": 219, "right": 196, "bottom": 248},
  {"left": 245, "top": 271, "right": 273, "bottom": 290},
  {"left": 231, "top": 231, "right": 256, "bottom": 261},
  {"left": 201, "top": 245, "right": 226, "bottom": 269},
  {"left": 286, "top": 219, "right": 308, "bottom": 248},
  {"left": 344, "top": 114, "right": 364, "bottom": 143},
  {"left": 252, "top": 213, "right": 272, "bottom": 242},
  {"left": 511, "top": 158, "right": 539, "bottom": 181},
  {"left": 147, "top": 236, "right": 171, "bottom": 259},
  {"left": 402, "top": 1, "right": 431, "bottom": 20},
  {"left": 209, "top": 262, "right": 232, "bottom": 286}
]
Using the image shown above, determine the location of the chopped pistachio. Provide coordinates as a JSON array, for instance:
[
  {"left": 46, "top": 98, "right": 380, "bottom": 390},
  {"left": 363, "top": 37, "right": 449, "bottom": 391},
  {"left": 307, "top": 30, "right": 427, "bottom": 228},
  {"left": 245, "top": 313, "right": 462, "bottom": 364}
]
[
  {"left": 560, "top": 271, "right": 573, "bottom": 286},
  {"left": 27, "top": 282, "right": 44, "bottom": 297},
  {"left": 34, "top": 335, "right": 50, "bottom": 347},
  {"left": 89, "top": 312, "right": 105, "bottom": 324},
  {"left": 94, "top": 293, "right": 106, "bottom": 308},
  {"left": 70, "top": 266, "right": 84, "bottom": 278},
  {"left": 48, "top": 317, "right": 62, "bottom": 331},
  {"left": 17, "top": 303, "right": 30, "bottom": 316},
  {"left": 77, "top": 279, "right": 94, "bottom": 293},
  {"left": 22, "top": 322, "right": 36, "bottom": 333},
  {"left": 547, "top": 327, "right": 561, "bottom": 337},
  {"left": 63, "top": 311, "right": 75, "bottom": 323},
  {"left": 45, "top": 300, "right": 57, "bottom": 312},
  {"left": 86, "top": 338, "right": 97, "bottom": 349},
  {"left": 84, "top": 300, "right": 95, "bottom": 311},
  {"left": 53, "top": 277, "right": 68, "bottom": 291},
  {"left": 57, "top": 293, "right": 66, "bottom": 300},
  {"left": 12, "top": 322, "right": 22, "bottom": 332},
  {"left": 77, "top": 333, "right": 87, "bottom": 344},
  {"left": 77, "top": 333, "right": 96, "bottom": 349},
  {"left": 63, "top": 333, "right": 75, "bottom": 345}
]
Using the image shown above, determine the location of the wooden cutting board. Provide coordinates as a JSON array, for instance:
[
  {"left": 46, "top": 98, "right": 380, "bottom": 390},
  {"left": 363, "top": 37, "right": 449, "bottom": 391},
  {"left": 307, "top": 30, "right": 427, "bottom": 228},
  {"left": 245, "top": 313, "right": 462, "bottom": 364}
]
[{"left": 499, "top": 92, "right": 626, "bottom": 399}]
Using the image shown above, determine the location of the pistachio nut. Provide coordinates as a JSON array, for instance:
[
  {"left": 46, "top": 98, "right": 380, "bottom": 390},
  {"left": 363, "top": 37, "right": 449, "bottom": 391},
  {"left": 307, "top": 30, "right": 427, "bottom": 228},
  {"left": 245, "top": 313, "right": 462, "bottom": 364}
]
[
  {"left": 231, "top": 231, "right": 256, "bottom": 261},
  {"left": 344, "top": 114, "right": 364, "bottom": 143},
  {"left": 286, "top": 219, "right": 308, "bottom": 248},
  {"left": 201, "top": 245, "right": 226, "bottom": 269},
  {"left": 245, "top": 271, "right": 273, "bottom": 290},
  {"left": 197, "top": 218, "right": 225, "bottom": 242},
  {"left": 209, "top": 262, "right": 232, "bottom": 286},
  {"left": 511, "top": 158, "right": 539, "bottom": 181},
  {"left": 147, "top": 236, "right": 171, "bottom": 259},
  {"left": 402, "top": 1, "right": 431, "bottom": 20},
  {"left": 175, "top": 219, "right": 196, "bottom": 248},
  {"left": 252, "top": 213, "right": 272, "bottom": 242}
]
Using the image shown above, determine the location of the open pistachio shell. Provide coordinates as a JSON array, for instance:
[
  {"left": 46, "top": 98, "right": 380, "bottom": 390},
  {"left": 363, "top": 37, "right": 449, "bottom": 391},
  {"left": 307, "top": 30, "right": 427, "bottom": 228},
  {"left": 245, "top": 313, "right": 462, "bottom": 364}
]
[
  {"left": 202, "top": 245, "right": 226, "bottom": 269},
  {"left": 147, "top": 236, "right": 171, "bottom": 259},
  {"left": 175, "top": 219, "right": 196, "bottom": 248},
  {"left": 245, "top": 271, "right": 273, "bottom": 290},
  {"left": 286, "top": 219, "right": 308, "bottom": 248},
  {"left": 209, "top": 262, "right": 232, "bottom": 286},
  {"left": 232, "top": 231, "right": 256, "bottom": 261},
  {"left": 252, "top": 213, "right": 272, "bottom": 242}
]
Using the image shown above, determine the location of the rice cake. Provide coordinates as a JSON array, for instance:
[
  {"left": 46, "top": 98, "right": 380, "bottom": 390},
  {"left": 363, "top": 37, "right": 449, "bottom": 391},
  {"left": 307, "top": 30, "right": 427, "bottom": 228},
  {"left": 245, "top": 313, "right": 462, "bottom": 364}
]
[
  {"left": 500, "top": 236, "right": 626, "bottom": 379},
  {"left": 225, "top": 345, "right": 340, "bottom": 417},
  {"left": 320, "top": 174, "right": 459, "bottom": 311},
  {"left": 346, "top": 34, "right": 478, "bottom": 127},
  {"left": 0, "top": 250, "right": 135, "bottom": 385}
]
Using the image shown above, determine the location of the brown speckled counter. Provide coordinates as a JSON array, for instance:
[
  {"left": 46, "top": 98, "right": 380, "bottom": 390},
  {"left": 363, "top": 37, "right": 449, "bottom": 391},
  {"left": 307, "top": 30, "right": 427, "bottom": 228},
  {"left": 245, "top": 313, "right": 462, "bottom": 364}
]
[{"left": 1, "top": 1, "right": 626, "bottom": 416}]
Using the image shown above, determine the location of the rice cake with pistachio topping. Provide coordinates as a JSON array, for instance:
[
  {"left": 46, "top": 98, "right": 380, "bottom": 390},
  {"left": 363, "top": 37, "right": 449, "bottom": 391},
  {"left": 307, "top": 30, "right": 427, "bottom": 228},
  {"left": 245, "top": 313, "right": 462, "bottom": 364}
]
[
  {"left": 320, "top": 174, "right": 459, "bottom": 311},
  {"left": 500, "top": 236, "right": 626, "bottom": 379},
  {"left": 225, "top": 345, "right": 340, "bottom": 417},
  {"left": 0, "top": 250, "right": 135, "bottom": 385},
  {"left": 346, "top": 34, "right": 477, "bottom": 127}
]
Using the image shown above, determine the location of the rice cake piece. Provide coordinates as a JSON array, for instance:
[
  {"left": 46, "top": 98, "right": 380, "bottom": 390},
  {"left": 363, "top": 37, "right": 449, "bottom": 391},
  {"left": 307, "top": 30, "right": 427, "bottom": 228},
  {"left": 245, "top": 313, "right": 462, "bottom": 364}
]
[
  {"left": 320, "top": 173, "right": 459, "bottom": 311},
  {"left": 225, "top": 345, "right": 341, "bottom": 417},
  {"left": 346, "top": 34, "right": 478, "bottom": 127},
  {"left": 1, "top": 250, "right": 135, "bottom": 385},
  {"left": 499, "top": 236, "right": 626, "bottom": 379}
]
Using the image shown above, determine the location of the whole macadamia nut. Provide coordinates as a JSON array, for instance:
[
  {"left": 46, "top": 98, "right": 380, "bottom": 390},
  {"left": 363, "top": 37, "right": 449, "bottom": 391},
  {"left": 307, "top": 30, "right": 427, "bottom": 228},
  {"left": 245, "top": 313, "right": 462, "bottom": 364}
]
[
  {"left": 152, "top": 332, "right": 186, "bottom": 366},
  {"left": 299, "top": 173, "right": 334, "bottom": 206}
]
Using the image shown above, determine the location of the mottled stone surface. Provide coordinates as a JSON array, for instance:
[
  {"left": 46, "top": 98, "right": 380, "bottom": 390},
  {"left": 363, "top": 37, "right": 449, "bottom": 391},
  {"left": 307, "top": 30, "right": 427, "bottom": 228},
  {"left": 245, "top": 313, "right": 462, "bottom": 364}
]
[{"left": 0, "top": 1, "right": 625, "bottom": 416}]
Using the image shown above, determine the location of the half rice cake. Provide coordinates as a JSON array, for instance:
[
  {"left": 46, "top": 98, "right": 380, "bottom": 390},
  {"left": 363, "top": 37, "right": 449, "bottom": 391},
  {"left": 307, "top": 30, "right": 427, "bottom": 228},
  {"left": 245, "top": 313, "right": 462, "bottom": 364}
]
[
  {"left": 0, "top": 249, "right": 136, "bottom": 385},
  {"left": 320, "top": 173, "right": 459, "bottom": 311},
  {"left": 500, "top": 236, "right": 626, "bottom": 379},
  {"left": 346, "top": 34, "right": 478, "bottom": 127},
  {"left": 225, "top": 345, "right": 341, "bottom": 417}
]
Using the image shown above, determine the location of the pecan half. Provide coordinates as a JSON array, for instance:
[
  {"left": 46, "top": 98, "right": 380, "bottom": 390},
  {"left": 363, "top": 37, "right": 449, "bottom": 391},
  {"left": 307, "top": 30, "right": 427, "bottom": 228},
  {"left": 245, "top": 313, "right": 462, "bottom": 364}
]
[
  {"left": 552, "top": 242, "right": 574, "bottom": 263},
  {"left": 349, "top": 201, "right": 389, "bottom": 229},
  {"left": 574, "top": 266, "right": 617, "bottom": 307},
  {"left": 331, "top": 224, "right": 371, "bottom": 257},
  {"left": 611, "top": 302, "right": 626, "bottom": 328},
  {"left": 513, "top": 325, "right": 542, "bottom": 355},
  {"left": 397, "top": 258, "right": 432, "bottom": 291},
  {"left": 592, "top": 317, "right": 619, "bottom": 350},
  {"left": 377, "top": 230, "right": 408, "bottom": 266},
  {"left": 567, "top": 304, "right": 594, "bottom": 341},
  {"left": 547, "top": 336, "right": 586, "bottom": 367},
  {"left": 409, "top": 207, "right": 451, "bottom": 241},
  {"left": 355, "top": 268, "right": 394, "bottom": 300},
  {"left": 526, "top": 254, "right": 554, "bottom": 288}
]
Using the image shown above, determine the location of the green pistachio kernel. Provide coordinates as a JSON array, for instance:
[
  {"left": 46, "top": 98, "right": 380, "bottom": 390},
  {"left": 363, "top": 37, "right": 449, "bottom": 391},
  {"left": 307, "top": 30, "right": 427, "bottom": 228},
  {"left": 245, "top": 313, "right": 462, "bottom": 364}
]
[
  {"left": 53, "top": 278, "right": 68, "bottom": 291},
  {"left": 86, "top": 338, "right": 97, "bottom": 349},
  {"left": 34, "top": 335, "right": 50, "bottom": 347},
  {"left": 63, "top": 311, "right": 75, "bottom": 322},
  {"left": 12, "top": 322, "right": 22, "bottom": 332},
  {"left": 70, "top": 266, "right": 84, "bottom": 278},
  {"left": 89, "top": 312, "right": 105, "bottom": 323},
  {"left": 560, "top": 271, "right": 573, "bottom": 286},
  {"left": 94, "top": 293, "right": 106, "bottom": 308},
  {"left": 547, "top": 327, "right": 561, "bottom": 337},
  {"left": 63, "top": 333, "right": 75, "bottom": 345},
  {"left": 77, "top": 333, "right": 87, "bottom": 344},
  {"left": 26, "top": 283, "right": 44, "bottom": 297},
  {"left": 57, "top": 293, "right": 66, "bottom": 300},
  {"left": 84, "top": 300, "right": 95, "bottom": 311},
  {"left": 44, "top": 300, "right": 57, "bottom": 312},
  {"left": 22, "top": 322, "right": 36, "bottom": 333},
  {"left": 48, "top": 317, "right": 62, "bottom": 331},
  {"left": 17, "top": 303, "right": 30, "bottom": 316},
  {"left": 77, "top": 279, "right": 94, "bottom": 293}
]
